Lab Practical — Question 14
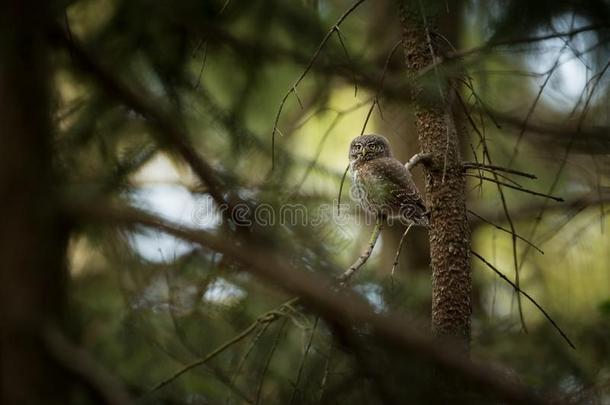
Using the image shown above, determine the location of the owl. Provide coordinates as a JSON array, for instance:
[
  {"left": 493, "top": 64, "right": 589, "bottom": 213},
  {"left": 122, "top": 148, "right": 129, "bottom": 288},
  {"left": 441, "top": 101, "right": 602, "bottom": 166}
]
[{"left": 349, "top": 134, "right": 428, "bottom": 226}]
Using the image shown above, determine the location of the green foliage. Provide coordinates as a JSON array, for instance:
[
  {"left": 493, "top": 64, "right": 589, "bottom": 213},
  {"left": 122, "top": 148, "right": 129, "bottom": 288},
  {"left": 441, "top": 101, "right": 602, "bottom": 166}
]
[{"left": 48, "top": 0, "right": 610, "bottom": 402}]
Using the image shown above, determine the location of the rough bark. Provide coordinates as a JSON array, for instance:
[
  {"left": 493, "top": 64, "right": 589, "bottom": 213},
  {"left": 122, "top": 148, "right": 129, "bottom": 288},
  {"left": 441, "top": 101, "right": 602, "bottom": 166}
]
[
  {"left": 397, "top": 0, "right": 472, "bottom": 352},
  {"left": 0, "top": 2, "right": 71, "bottom": 403}
]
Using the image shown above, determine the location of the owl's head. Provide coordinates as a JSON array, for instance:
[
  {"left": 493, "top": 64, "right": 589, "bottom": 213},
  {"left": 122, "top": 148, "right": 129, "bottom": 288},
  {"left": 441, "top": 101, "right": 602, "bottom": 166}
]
[{"left": 349, "top": 134, "right": 392, "bottom": 163}]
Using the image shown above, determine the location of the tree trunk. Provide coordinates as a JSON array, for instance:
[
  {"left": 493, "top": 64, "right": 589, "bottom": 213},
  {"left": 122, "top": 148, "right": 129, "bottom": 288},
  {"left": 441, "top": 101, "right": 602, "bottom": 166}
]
[
  {"left": 397, "top": 0, "right": 471, "bottom": 352},
  {"left": 0, "top": 2, "right": 71, "bottom": 403}
]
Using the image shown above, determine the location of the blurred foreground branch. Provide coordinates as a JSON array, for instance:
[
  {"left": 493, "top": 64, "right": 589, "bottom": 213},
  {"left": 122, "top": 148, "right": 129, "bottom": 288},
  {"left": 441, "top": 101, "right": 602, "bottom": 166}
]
[
  {"left": 54, "top": 28, "right": 231, "bottom": 212},
  {"left": 44, "top": 325, "right": 134, "bottom": 405},
  {"left": 67, "top": 200, "right": 558, "bottom": 405}
]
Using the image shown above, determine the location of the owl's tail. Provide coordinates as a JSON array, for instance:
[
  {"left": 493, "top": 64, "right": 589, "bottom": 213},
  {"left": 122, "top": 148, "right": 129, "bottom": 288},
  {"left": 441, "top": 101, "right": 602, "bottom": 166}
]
[{"left": 397, "top": 204, "right": 429, "bottom": 227}]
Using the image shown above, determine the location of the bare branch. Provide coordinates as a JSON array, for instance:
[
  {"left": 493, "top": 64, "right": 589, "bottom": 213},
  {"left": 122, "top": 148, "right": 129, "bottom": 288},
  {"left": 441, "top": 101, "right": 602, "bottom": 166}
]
[
  {"left": 218, "top": 0, "right": 231, "bottom": 14},
  {"left": 193, "top": 41, "right": 208, "bottom": 90},
  {"left": 468, "top": 167, "right": 525, "bottom": 189},
  {"left": 517, "top": 60, "right": 610, "bottom": 271},
  {"left": 337, "top": 163, "right": 351, "bottom": 215},
  {"left": 467, "top": 210, "right": 544, "bottom": 254},
  {"left": 288, "top": 317, "right": 320, "bottom": 405},
  {"left": 318, "top": 341, "right": 334, "bottom": 402},
  {"left": 462, "top": 163, "right": 537, "bottom": 179},
  {"left": 334, "top": 27, "right": 358, "bottom": 97},
  {"left": 230, "top": 323, "right": 271, "bottom": 387},
  {"left": 420, "top": 23, "right": 610, "bottom": 77},
  {"left": 271, "top": 0, "right": 367, "bottom": 169},
  {"left": 464, "top": 173, "right": 564, "bottom": 202},
  {"left": 470, "top": 193, "right": 610, "bottom": 224},
  {"left": 457, "top": 89, "right": 529, "bottom": 332},
  {"left": 391, "top": 223, "right": 413, "bottom": 277},
  {"left": 255, "top": 318, "right": 288, "bottom": 404},
  {"left": 294, "top": 99, "right": 371, "bottom": 195},
  {"left": 150, "top": 295, "right": 300, "bottom": 394},
  {"left": 471, "top": 250, "right": 576, "bottom": 350},
  {"left": 508, "top": 42, "right": 570, "bottom": 167},
  {"left": 361, "top": 39, "right": 403, "bottom": 135},
  {"left": 338, "top": 221, "right": 382, "bottom": 284},
  {"left": 150, "top": 318, "right": 261, "bottom": 393}
]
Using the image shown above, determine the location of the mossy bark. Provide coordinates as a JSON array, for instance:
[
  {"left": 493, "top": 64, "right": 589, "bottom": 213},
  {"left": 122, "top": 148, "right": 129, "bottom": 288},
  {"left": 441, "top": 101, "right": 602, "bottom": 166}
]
[{"left": 397, "top": 0, "right": 472, "bottom": 352}]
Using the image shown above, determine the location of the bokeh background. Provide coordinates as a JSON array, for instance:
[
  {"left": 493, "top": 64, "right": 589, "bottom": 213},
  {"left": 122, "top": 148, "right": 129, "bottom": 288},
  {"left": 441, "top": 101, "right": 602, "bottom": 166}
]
[{"left": 9, "top": 0, "right": 610, "bottom": 403}]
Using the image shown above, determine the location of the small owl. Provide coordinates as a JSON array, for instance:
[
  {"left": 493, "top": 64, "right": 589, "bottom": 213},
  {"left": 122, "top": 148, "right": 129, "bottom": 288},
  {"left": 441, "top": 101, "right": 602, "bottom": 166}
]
[{"left": 349, "top": 134, "right": 428, "bottom": 226}]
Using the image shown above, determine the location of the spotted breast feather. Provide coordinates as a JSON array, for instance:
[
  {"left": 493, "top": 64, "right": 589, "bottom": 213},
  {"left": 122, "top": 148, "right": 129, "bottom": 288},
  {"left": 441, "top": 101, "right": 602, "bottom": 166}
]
[{"left": 353, "top": 157, "right": 428, "bottom": 226}]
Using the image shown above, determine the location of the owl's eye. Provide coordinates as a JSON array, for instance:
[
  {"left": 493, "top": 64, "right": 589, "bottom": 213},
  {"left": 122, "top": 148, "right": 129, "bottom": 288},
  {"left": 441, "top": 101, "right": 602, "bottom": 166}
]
[
  {"left": 370, "top": 143, "right": 382, "bottom": 151},
  {"left": 353, "top": 144, "right": 362, "bottom": 151}
]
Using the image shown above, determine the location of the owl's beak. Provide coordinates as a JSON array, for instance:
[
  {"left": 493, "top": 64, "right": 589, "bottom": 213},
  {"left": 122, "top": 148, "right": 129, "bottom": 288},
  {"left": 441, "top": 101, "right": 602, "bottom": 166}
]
[{"left": 360, "top": 149, "right": 368, "bottom": 158}]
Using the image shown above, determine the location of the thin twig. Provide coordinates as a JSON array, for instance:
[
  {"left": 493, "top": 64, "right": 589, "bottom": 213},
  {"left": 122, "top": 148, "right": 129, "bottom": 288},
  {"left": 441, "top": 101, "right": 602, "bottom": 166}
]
[
  {"left": 150, "top": 306, "right": 290, "bottom": 394},
  {"left": 230, "top": 322, "right": 271, "bottom": 386},
  {"left": 150, "top": 321, "right": 260, "bottom": 393},
  {"left": 391, "top": 223, "right": 413, "bottom": 278},
  {"left": 468, "top": 167, "right": 525, "bottom": 189},
  {"left": 462, "top": 163, "right": 536, "bottom": 179},
  {"left": 508, "top": 42, "right": 569, "bottom": 167},
  {"left": 517, "top": 60, "right": 610, "bottom": 271},
  {"left": 419, "top": 23, "right": 610, "bottom": 77},
  {"left": 294, "top": 99, "right": 371, "bottom": 195},
  {"left": 471, "top": 250, "right": 576, "bottom": 350},
  {"left": 467, "top": 210, "right": 543, "bottom": 254},
  {"left": 255, "top": 318, "right": 288, "bottom": 404},
  {"left": 218, "top": 0, "right": 231, "bottom": 14},
  {"left": 463, "top": 173, "right": 564, "bottom": 202},
  {"left": 457, "top": 89, "right": 529, "bottom": 332},
  {"left": 468, "top": 143, "right": 484, "bottom": 193},
  {"left": 271, "top": 0, "right": 367, "bottom": 169},
  {"left": 63, "top": 11, "right": 74, "bottom": 60},
  {"left": 338, "top": 221, "right": 382, "bottom": 283},
  {"left": 193, "top": 41, "right": 208, "bottom": 90},
  {"left": 337, "top": 163, "right": 350, "bottom": 215},
  {"left": 457, "top": 78, "right": 502, "bottom": 130},
  {"left": 162, "top": 255, "right": 201, "bottom": 357},
  {"left": 318, "top": 341, "right": 334, "bottom": 402},
  {"left": 360, "top": 39, "right": 403, "bottom": 135},
  {"left": 334, "top": 27, "right": 358, "bottom": 97},
  {"left": 288, "top": 317, "right": 320, "bottom": 405}
]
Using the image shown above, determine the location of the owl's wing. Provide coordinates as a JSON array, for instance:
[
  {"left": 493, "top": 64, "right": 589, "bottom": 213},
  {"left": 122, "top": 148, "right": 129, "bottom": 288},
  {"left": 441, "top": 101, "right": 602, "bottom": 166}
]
[{"left": 375, "top": 157, "right": 427, "bottom": 220}]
